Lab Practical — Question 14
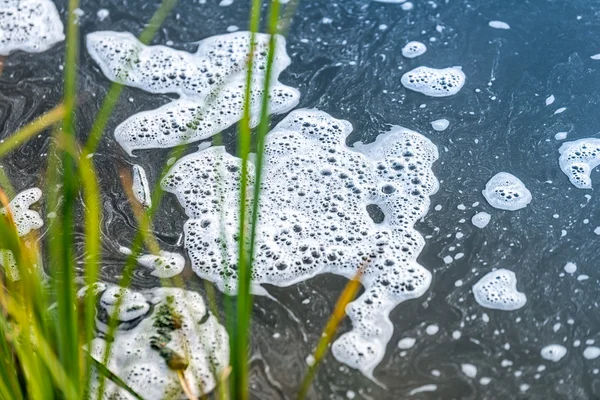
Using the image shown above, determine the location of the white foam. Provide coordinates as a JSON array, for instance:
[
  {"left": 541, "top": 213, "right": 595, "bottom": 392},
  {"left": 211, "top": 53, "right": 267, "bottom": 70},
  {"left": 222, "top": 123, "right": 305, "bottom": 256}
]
[
  {"left": 591, "top": 54, "right": 600, "bottom": 60},
  {"left": 401, "top": 66, "right": 466, "bottom": 97},
  {"left": 488, "top": 21, "right": 510, "bottom": 30},
  {"left": 461, "top": 363, "right": 477, "bottom": 378},
  {"left": 137, "top": 251, "right": 185, "bottom": 278},
  {"left": 87, "top": 285, "right": 229, "bottom": 399},
  {"left": 555, "top": 132, "right": 568, "bottom": 140},
  {"left": 162, "top": 108, "right": 439, "bottom": 377},
  {"left": 564, "top": 262, "right": 577, "bottom": 274},
  {"left": 473, "top": 269, "right": 527, "bottom": 311},
  {"left": 425, "top": 324, "right": 439, "bottom": 335},
  {"left": 584, "top": 347, "right": 600, "bottom": 360},
  {"left": 0, "top": 0, "right": 64, "bottom": 55},
  {"left": 401, "top": 41, "right": 427, "bottom": 58},
  {"left": 401, "top": 2, "right": 413, "bottom": 10},
  {"left": 431, "top": 119, "right": 449, "bottom": 131},
  {"left": 97, "top": 8, "right": 109, "bottom": 21},
  {"left": 471, "top": 212, "right": 491, "bottom": 228},
  {"left": 131, "top": 164, "right": 151, "bottom": 208},
  {"left": 541, "top": 344, "right": 567, "bottom": 362},
  {"left": 554, "top": 107, "right": 567, "bottom": 114},
  {"left": 545, "top": 95, "right": 555, "bottom": 105},
  {"left": 398, "top": 337, "right": 416, "bottom": 349},
  {"left": 409, "top": 384, "right": 437, "bottom": 395},
  {"left": 87, "top": 31, "right": 300, "bottom": 155},
  {"left": 558, "top": 138, "right": 600, "bottom": 189},
  {"left": 482, "top": 172, "right": 532, "bottom": 211},
  {"left": 1, "top": 188, "right": 43, "bottom": 236},
  {"left": 371, "top": 0, "right": 406, "bottom": 3}
]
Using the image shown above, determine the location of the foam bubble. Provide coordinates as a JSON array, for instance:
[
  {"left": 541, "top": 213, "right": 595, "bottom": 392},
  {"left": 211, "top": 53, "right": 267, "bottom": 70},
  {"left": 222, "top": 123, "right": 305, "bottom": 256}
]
[
  {"left": 398, "top": 337, "right": 416, "bottom": 349},
  {"left": 162, "top": 108, "right": 438, "bottom": 377},
  {"left": 564, "top": 262, "right": 577, "bottom": 274},
  {"left": 401, "top": 66, "right": 466, "bottom": 97},
  {"left": 488, "top": 21, "right": 510, "bottom": 30},
  {"left": 132, "top": 164, "right": 151, "bottom": 208},
  {"left": 471, "top": 212, "right": 491, "bottom": 228},
  {"left": 592, "top": 54, "right": 600, "bottom": 60},
  {"left": 401, "top": 41, "right": 427, "bottom": 58},
  {"left": 541, "top": 344, "right": 567, "bottom": 362},
  {"left": 0, "top": 0, "right": 64, "bottom": 55},
  {"left": 137, "top": 251, "right": 185, "bottom": 278},
  {"left": 584, "top": 346, "right": 600, "bottom": 360},
  {"left": 545, "top": 95, "right": 555, "bottom": 105},
  {"left": 87, "top": 31, "right": 300, "bottom": 155},
  {"left": 473, "top": 269, "right": 527, "bottom": 311},
  {"left": 482, "top": 172, "right": 532, "bottom": 211},
  {"left": 555, "top": 132, "right": 568, "bottom": 140},
  {"left": 87, "top": 285, "right": 229, "bottom": 399},
  {"left": 461, "top": 363, "right": 477, "bottom": 378},
  {"left": 558, "top": 138, "right": 600, "bottom": 189},
  {"left": 431, "top": 119, "right": 449, "bottom": 131},
  {"left": 1, "top": 188, "right": 43, "bottom": 236}
]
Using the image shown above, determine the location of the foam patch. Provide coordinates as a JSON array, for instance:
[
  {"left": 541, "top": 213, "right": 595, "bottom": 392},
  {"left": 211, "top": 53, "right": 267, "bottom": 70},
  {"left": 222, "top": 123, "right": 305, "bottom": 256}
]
[
  {"left": 1, "top": 187, "right": 43, "bottom": 236},
  {"left": 473, "top": 269, "right": 527, "bottom": 311},
  {"left": 482, "top": 172, "right": 532, "bottom": 211},
  {"left": 401, "top": 66, "right": 466, "bottom": 97},
  {"left": 0, "top": 0, "right": 64, "bottom": 55},
  {"left": 137, "top": 251, "right": 185, "bottom": 278},
  {"left": 540, "top": 344, "right": 567, "bottom": 362},
  {"left": 86, "top": 284, "right": 229, "bottom": 399},
  {"left": 471, "top": 211, "right": 491, "bottom": 228},
  {"left": 558, "top": 138, "right": 600, "bottom": 189},
  {"left": 87, "top": 31, "right": 300, "bottom": 155},
  {"left": 132, "top": 164, "right": 151, "bottom": 208},
  {"left": 162, "top": 108, "right": 438, "bottom": 377},
  {"left": 430, "top": 118, "right": 449, "bottom": 131},
  {"left": 401, "top": 41, "right": 427, "bottom": 58}
]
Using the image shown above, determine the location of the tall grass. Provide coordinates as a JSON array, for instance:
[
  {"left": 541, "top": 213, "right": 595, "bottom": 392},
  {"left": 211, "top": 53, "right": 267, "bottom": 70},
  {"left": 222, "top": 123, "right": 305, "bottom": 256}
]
[{"left": 0, "top": 0, "right": 365, "bottom": 398}]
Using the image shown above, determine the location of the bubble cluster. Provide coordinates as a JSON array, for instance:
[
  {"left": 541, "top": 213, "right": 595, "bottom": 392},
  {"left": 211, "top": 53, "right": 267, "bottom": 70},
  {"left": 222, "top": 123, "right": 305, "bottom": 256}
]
[
  {"left": 137, "top": 251, "right": 185, "bottom": 278},
  {"left": 401, "top": 41, "right": 427, "bottom": 58},
  {"left": 482, "top": 172, "right": 532, "bottom": 211},
  {"left": 86, "top": 284, "right": 229, "bottom": 399},
  {"left": 162, "top": 108, "right": 439, "bottom": 377},
  {"left": 0, "top": 0, "right": 64, "bottom": 55},
  {"left": 132, "top": 164, "right": 151, "bottom": 208},
  {"left": 1, "top": 187, "right": 43, "bottom": 236},
  {"left": 558, "top": 138, "right": 600, "bottom": 189},
  {"left": 401, "top": 66, "right": 466, "bottom": 97},
  {"left": 472, "top": 269, "right": 527, "bottom": 311},
  {"left": 86, "top": 31, "right": 300, "bottom": 155}
]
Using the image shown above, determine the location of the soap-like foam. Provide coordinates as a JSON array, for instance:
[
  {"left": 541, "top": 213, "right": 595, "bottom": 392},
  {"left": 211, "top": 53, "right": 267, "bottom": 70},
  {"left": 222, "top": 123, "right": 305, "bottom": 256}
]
[
  {"left": 558, "top": 138, "right": 600, "bottom": 189},
  {"left": 540, "top": 344, "right": 567, "bottom": 362},
  {"left": 162, "top": 108, "right": 438, "bottom": 377},
  {"left": 430, "top": 119, "right": 449, "bottom": 131},
  {"left": 401, "top": 66, "right": 466, "bottom": 97},
  {"left": 473, "top": 269, "right": 527, "bottom": 311},
  {"left": 488, "top": 21, "right": 510, "bottom": 30},
  {"left": 401, "top": 41, "right": 427, "bottom": 58},
  {"left": 87, "top": 285, "right": 229, "bottom": 399},
  {"left": 1, "top": 188, "right": 43, "bottom": 236},
  {"left": 471, "top": 212, "right": 491, "bottom": 228},
  {"left": 137, "top": 251, "right": 185, "bottom": 278},
  {"left": 0, "top": 0, "right": 64, "bottom": 55},
  {"left": 87, "top": 31, "right": 300, "bottom": 155},
  {"left": 132, "top": 164, "right": 151, "bottom": 208},
  {"left": 482, "top": 172, "right": 532, "bottom": 211}
]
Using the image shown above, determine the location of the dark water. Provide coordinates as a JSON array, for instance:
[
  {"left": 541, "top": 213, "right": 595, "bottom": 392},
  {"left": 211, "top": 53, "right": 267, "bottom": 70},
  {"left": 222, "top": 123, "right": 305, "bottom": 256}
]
[{"left": 2, "top": 0, "right": 600, "bottom": 398}]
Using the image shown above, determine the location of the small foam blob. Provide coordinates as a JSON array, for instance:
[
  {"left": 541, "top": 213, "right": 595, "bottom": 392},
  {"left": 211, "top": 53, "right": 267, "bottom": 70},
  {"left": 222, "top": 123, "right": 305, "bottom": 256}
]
[
  {"left": 86, "top": 285, "right": 229, "bottom": 399},
  {"left": 541, "top": 344, "right": 567, "bottom": 362},
  {"left": 461, "top": 363, "right": 477, "bottom": 378},
  {"left": 398, "top": 337, "right": 416, "bottom": 349},
  {"left": 545, "top": 95, "right": 555, "bottom": 105},
  {"left": 555, "top": 132, "right": 568, "bottom": 140},
  {"left": 0, "top": 0, "right": 64, "bottom": 55},
  {"left": 473, "top": 269, "right": 527, "bottom": 311},
  {"left": 564, "top": 262, "right": 577, "bottom": 274},
  {"left": 558, "top": 138, "right": 600, "bottom": 189},
  {"left": 584, "top": 347, "right": 600, "bottom": 360},
  {"left": 591, "top": 54, "right": 600, "bottom": 60},
  {"left": 471, "top": 212, "right": 491, "bottom": 228},
  {"left": 87, "top": 31, "right": 300, "bottom": 155},
  {"left": 431, "top": 119, "right": 449, "bottom": 131},
  {"left": 162, "top": 108, "right": 439, "bottom": 377},
  {"left": 401, "top": 66, "right": 466, "bottom": 97},
  {"left": 137, "top": 251, "right": 185, "bottom": 278},
  {"left": 1, "top": 188, "right": 44, "bottom": 236},
  {"left": 482, "top": 172, "right": 532, "bottom": 211},
  {"left": 401, "top": 41, "right": 427, "bottom": 58},
  {"left": 488, "top": 21, "right": 511, "bottom": 30},
  {"left": 132, "top": 164, "right": 151, "bottom": 208}
]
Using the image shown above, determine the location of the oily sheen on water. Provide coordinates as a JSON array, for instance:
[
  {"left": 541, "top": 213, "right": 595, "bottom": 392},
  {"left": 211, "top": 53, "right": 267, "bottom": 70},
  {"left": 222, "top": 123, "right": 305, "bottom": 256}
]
[{"left": 162, "top": 108, "right": 439, "bottom": 377}]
